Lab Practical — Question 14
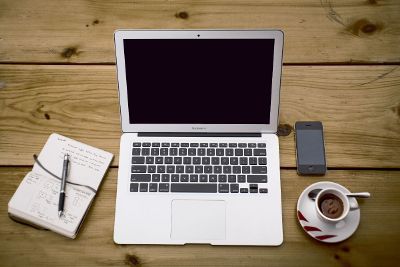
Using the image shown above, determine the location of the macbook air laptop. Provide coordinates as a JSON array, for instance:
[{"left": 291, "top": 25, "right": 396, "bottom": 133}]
[{"left": 113, "top": 30, "right": 284, "bottom": 245}]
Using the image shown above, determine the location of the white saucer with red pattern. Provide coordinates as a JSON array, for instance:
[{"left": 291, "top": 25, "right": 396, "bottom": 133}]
[{"left": 297, "top": 181, "right": 360, "bottom": 243}]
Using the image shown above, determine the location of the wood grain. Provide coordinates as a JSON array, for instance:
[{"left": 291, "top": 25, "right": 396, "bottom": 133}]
[
  {"left": 0, "top": 167, "right": 399, "bottom": 267},
  {"left": 0, "top": 64, "right": 399, "bottom": 168},
  {"left": 0, "top": 0, "right": 399, "bottom": 64}
]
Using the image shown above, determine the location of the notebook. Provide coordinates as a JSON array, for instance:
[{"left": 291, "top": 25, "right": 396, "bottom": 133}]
[{"left": 8, "top": 133, "right": 113, "bottom": 238}]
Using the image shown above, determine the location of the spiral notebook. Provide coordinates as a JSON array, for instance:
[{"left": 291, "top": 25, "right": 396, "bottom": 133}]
[{"left": 8, "top": 133, "right": 113, "bottom": 238}]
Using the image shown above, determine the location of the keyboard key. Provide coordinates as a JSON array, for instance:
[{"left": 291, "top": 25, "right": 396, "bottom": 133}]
[
  {"left": 152, "top": 174, "right": 160, "bottom": 182},
  {"left": 235, "top": 149, "right": 243, "bottom": 156},
  {"left": 214, "top": 166, "right": 222, "bottom": 173},
  {"left": 210, "top": 143, "right": 218, "bottom": 147},
  {"left": 198, "top": 148, "right": 206, "bottom": 156},
  {"left": 221, "top": 157, "right": 229, "bottom": 165},
  {"left": 162, "top": 143, "right": 170, "bottom": 147},
  {"left": 146, "top": 157, "right": 154, "bottom": 164},
  {"left": 228, "top": 175, "right": 236, "bottom": 183},
  {"left": 209, "top": 175, "right": 217, "bottom": 182},
  {"left": 160, "top": 148, "right": 168, "bottom": 155},
  {"left": 142, "top": 142, "right": 151, "bottom": 147},
  {"left": 233, "top": 166, "right": 241, "bottom": 176},
  {"left": 240, "top": 188, "right": 249, "bottom": 193},
  {"left": 244, "top": 149, "right": 252, "bottom": 156},
  {"left": 204, "top": 166, "right": 213, "bottom": 173},
  {"left": 193, "top": 157, "right": 201, "bottom": 165},
  {"left": 176, "top": 165, "right": 184, "bottom": 173},
  {"left": 174, "top": 157, "right": 182, "bottom": 164},
  {"left": 226, "top": 149, "right": 234, "bottom": 156},
  {"left": 238, "top": 175, "right": 246, "bottom": 183},
  {"left": 155, "top": 157, "right": 163, "bottom": 164},
  {"left": 212, "top": 157, "right": 220, "bottom": 165},
  {"left": 183, "top": 157, "right": 191, "bottom": 164},
  {"left": 181, "top": 143, "right": 189, "bottom": 147},
  {"left": 152, "top": 142, "right": 160, "bottom": 147},
  {"left": 230, "top": 183, "right": 239, "bottom": 193},
  {"left": 229, "top": 143, "right": 237, "bottom": 147},
  {"left": 165, "top": 157, "right": 173, "bottom": 164},
  {"left": 185, "top": 165, "right": 194, "bottom": 173},
  {"left": 200, "top": 174, "right": 208, "bottom": 182},
  {"left": 171, "top": 143, "right": 179, "bottom": 147},
  {"left": 159, "top": 183, "right": 170, "bottom": 192},
  {"left": 162, "top": 174, "right": 170, "bottom": 182},
  {"left": 130, "top": 183, "right": 139, "bottom": 192},
  {"left": 190, "top": 174, "right": 198, "bottom": 182},
  {"left": 248, "top": 143, "right": 256, "bottom": 148},
  {"left": 132, "top": 148, "right": 141, "bottom": 155},
  {"left": 190, "top": 143, "right": 199, "bottom": 147},
  {"left": 252, "top": 166, "right": 267, "bottom": 174},
  {"left": 207, "top": 148, "right": 215, "bottom": 156},
  {"left": 242, "top": 166, "right": 250, "bottom": 174},
  {"left": 223, "top": 166, "right": 232, "bottom": 174},
  {"left": 216, "top": 149, "right": 224, "bottom": 156},
  {"left": 259, "top": 188, "right": 268, "bottom": 193},
  {"left": 167, "top": 165, "right": 175, "bottom": 173},
  {"left": 250, "top": 184, "right": 258, "bottom": 193},
  {"left": 230, "top": 157, "right": 238, "bottom": 165},
  {"left": 188, "top": 148, "right": 196, "bottom": 156},
  {"left": 171, "top": 183, "right": 217, "bottom": 193},
  {"left": 218, "top": 184, "right": 229, "bottom": 193},
  {"left": 141, "top": 148, "right": 150, "bottom": 156},
  {"left": 149, "top": 183, "right": 158, "bottom": 192},
  {"left": 240, "top": 157, "right": 248, "bottom": 165},
  {"left": 258, "top": 158, "right": 267, "bottom": 165},
  {"left": 218, "top": 175, "right": 227, "bottom": 182},
  {"left": 254, "top": 149, "right": 266, "bottom": 156},
  {"left": 249, "top": 157, "right": 257, "bottom": 165},
  {"left": 139, "top": 183, "right": 148, "bottom": 192},
  {"left": 151, "top": 148, "right": 159, "bottom": 155},
  {"left": 132, "top": 157, "right": 145, "bottom": 164},
  {"left": 180, "top": 174, "right": 189, "bottom": 182},
  {"left": 202, "top": 157, "right": 210, "bottom": 165},
  {"left": 170, "top": 148, "right": 178, "bottom": 156},
  {"left": 195, "top": 166, "right": 203, "bottom": 173},
  {"left": 171, "top": 174, "right": 179, "bottom": 182},
  {"left": 200, "top": 143, "right": 208, "bottom": 147},
  {"left": 238, "top": 143, "right": 247, "bottom": 148},
  {"left": 219, "top": 143, "right": 227, "bottom": 147},
  {"left": 179, "top": 148, "right": 187, "bottom": 156},
  {"left": 131, "top": 165, "right": 146, "bottom": 173},
  {"left": 131, "top": 174, "right": 151, "bottom": 182},
  {"left": 247, "top": 175, "right": 268, "bottom": 183},
  {"left": 132, "top": 142, "right": 141, "bottom": 147},
  {"left": 157, "top": 165, "right": 165, "bottom": 173},
  {"left": 257, "top": 143, "right": 266, "bottom": 148}
]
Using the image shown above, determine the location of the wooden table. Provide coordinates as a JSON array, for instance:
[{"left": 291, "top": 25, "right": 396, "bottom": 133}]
[{"left": 1, "top": 0, "right": 399, "bottom": 266}]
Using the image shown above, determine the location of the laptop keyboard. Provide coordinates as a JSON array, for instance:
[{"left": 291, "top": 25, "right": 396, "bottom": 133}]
[{"left": 130, "top": 142, "right": 268, "bottom": 194}]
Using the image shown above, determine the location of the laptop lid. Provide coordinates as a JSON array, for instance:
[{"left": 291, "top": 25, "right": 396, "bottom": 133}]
[{"left": 114, "top": 30, "right": 284, "bottom": 133}]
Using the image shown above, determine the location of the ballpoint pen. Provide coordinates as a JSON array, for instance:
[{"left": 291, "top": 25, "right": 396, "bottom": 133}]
[{"left": 58, "top": 154, "right": 69, "bottom": 218}]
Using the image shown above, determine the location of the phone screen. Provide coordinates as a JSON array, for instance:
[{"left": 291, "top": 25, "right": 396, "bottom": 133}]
[{"left": 295, "top": 122, "right": 326, "bottom": 175}]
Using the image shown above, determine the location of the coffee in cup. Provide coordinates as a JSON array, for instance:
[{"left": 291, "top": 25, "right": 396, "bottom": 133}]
[{"left": 315, "top": 188, "right": 351, "bottom": 223}]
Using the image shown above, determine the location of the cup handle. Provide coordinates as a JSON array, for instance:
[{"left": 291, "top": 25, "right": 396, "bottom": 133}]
[{"left": 349, "top": 198, "right": 359, "bottom": 211}]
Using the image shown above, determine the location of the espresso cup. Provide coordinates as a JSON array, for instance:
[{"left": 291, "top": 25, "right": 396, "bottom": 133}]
[{"left": 315, "top": 188, "right": 350, "bottom": 223}]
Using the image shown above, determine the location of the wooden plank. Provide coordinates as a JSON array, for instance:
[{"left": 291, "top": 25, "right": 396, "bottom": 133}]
[
  {"left": 1, "top": 64, "right": 399, "bottom": 168},
  {"left": 0, "top": 167, "right": 399, "bottom": 266},
  {"left": 0, "top": 0, "right": 399, "bottom": 63}
]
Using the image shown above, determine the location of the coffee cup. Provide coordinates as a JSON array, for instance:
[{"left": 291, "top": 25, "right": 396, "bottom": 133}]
[{"left": 315, "top": 188, "right": 357, "bottom": 223}]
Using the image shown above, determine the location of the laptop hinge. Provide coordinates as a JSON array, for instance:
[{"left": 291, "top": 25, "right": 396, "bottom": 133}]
[{"left": 138, "top": 132, "right": 262, "bottom": 137}]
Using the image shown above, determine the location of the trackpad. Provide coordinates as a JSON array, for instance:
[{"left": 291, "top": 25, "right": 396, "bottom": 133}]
[{"left": 171, "top": 200, "right": 226, "bottom": 241}]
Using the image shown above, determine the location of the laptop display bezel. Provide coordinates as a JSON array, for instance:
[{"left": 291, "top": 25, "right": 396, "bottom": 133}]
[{"left": 114, "top": 30, "right": 284, "bottom": 133}]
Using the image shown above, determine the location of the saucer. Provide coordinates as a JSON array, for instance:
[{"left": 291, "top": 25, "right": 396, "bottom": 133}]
[{"left": 297, "top": 181, "right": 360, "bottom": 243}]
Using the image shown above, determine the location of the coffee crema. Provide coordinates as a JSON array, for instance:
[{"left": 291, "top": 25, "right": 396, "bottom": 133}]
[{"left": 318, "top": 193, "right": 344, "bottom": 219}]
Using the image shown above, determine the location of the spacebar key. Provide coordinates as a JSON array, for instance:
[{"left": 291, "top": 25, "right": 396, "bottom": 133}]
[{"left": 171, "top": 183, "right": 217, "bottom": 193}]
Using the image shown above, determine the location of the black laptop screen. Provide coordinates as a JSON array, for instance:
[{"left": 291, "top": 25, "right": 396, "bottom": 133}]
[{"left": 123, "top": 39, "right": 274, "bottom": 124}]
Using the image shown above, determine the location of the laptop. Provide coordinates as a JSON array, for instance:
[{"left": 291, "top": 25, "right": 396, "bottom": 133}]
[{"left": 113, "top": 30, "right": 284, "bottom": 245}]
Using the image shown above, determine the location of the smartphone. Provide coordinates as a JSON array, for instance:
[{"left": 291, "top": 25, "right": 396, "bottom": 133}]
[{"left": 295, "top": 121, "right": 327, "bottom": 175}]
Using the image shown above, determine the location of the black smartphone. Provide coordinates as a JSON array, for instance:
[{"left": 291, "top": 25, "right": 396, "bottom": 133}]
[{"left": 295, "top": 121, "right": 327, "bottom": 175}]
